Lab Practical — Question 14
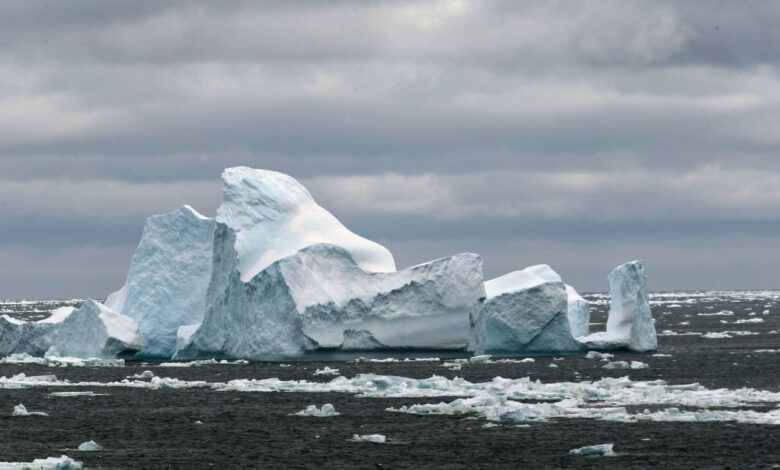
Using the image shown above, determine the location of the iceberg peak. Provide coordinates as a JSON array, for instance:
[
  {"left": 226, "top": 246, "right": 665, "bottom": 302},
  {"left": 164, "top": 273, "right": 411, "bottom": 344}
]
[{"left": 216, "top": 166, "right": 396, "bottom": 281}]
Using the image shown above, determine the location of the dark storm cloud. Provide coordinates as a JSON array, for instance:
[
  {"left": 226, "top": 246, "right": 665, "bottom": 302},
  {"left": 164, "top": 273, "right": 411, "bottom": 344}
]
[{"left": 1, "top": 0, "right": 779, "bottom": 297}]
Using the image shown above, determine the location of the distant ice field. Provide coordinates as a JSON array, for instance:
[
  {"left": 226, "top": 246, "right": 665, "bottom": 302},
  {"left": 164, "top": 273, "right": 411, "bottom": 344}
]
[{"left": 0, "top": 291, "right": 778, "bottom": 468}]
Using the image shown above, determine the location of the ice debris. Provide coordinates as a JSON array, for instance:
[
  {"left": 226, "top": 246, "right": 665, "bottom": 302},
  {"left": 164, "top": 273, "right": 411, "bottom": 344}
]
[
  {"left": 313, "top": 367, "right": 340, "bottom": 376},
  {"left": 12, "top": 403, "right": 48, "bottom": 417},
  {"left": 602, "top": 361, "right": 648, "bottom": 370},
  {"left": 294, "top": 404, "right": 340, "bottom": 417},
  {"left": 0, "top": 456, "right": 83, "bottom": 469},
  {"left": 568, "top": 443, "right": 617, "bottom": 457},
  {"left": 350, "top": 434, "right": 386, "bottom": 443}
]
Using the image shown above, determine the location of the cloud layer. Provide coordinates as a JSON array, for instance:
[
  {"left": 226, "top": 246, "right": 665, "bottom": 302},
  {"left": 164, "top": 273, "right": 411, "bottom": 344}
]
[{"left": 2, "top": 1, "right": 779, "bottom": 297}]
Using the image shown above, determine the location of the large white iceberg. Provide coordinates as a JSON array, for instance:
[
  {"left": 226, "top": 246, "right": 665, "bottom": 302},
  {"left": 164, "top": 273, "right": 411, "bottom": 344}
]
[
  {"left": 51, "top": 300, "right": 143, "bottom": 358},
  {"left": 105, "top": 205, "right": 216, "bottom": 358},
  {"left": 580, "top": 260, "right": 656, "bottom": 352},
  {"left": 470, "top": 266, "right": 584, "bottom": 355},
  {"left": 176, "top": 227, "right": 485, "bottom": 359}
]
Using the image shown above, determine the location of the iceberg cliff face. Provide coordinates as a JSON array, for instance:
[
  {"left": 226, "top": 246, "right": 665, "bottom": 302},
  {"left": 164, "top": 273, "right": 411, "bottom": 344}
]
[
  {"left": 217, "top": 167, "right": 395, "bottom": 281},
  {"left": 523, "top": 264, "right": 591, "bottom": 339},
  {"left": 0, "top": 315, "right": 61, "bottom": 357},
  {"left": 52, "top": 300, "right": 143, "bottom": 358},
  {"left": 176, "top": 223, "right": 485, "bottom": 360},
  {"left": 105, "top": 205, "right": 216, "bottom": 358},
  {"left": 471, "top": 266, "right": 584, "bottom": 355},
  {"left": 580, "top": 260, "right": 656, "bottom": 352}
]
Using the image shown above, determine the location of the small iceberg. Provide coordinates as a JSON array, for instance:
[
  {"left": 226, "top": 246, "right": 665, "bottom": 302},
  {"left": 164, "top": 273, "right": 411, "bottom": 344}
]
[
  {"left": 76, "top": 440, "right": 104, "bottom": 452},
  {"left": 12, "top": 403, "right": 48, "bottom": 417}
]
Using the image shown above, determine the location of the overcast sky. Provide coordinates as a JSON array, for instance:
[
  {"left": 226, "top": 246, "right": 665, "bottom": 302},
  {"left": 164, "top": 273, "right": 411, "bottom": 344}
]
[{"left": 2, "top": 0, "right": 780, "bottom": 298}]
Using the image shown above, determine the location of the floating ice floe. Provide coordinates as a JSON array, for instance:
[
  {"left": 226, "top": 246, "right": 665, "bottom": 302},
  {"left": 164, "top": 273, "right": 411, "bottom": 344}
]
[
  {"left": 602, "top": 361, "right": 648, "bottom": 370},
  {"left": 157, "top": 359, "right": 248, "bottom": 367},
  {"left": 0, "top": 456, "right": 83, "bottom": 470},
  {"left": 1, "top": 371, "right": 780, "bottom": 425},
  {"left": 12, "top": 403, "right": 48, "bottom": 417},
  {"left": 568, "top": 443, "right": 617, "bottom": 457},
  {"left": 48, "top": 391, "right": 108, "bottom": 397},
  {"left": 129, "top": 370, "right": 155, "bottom": 379},
  {"left": 313, "top": 367, "right": 340, "bottom": 376},
  {"left": 294, "top": 404, "right": 339, "bottom": 417},
  {"left": 584, "top": 351, "right": 613, "bottom": 360},
  {"left": 0, "top": 353, "right": 125, "bottom": 367},
  {"left": 350, "top": 434, "right": 386, "bottom": 443},
  {"left": 76, "top": 441, "right": 103, "bottom": 452}
]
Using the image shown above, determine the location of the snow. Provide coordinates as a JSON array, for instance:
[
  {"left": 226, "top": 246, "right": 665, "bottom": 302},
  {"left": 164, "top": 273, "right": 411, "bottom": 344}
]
[
  {"left": 0, "top": 456, "right": 83, "bottom": 470},
  {"left": 580, "top": 260, "right": 657, "bottom": 352},
  {"left": 76, "top": 441, "right": 103, "bottom": 451},
  {"left": 569, "top": 443, "right": 617, "bottom": 457},
  {"left": 294, "top": 404, "right": 340, "bottom": 417},
  {"left": 177, "top": 240, "right": 484, "bottom": 360},
  {"left": 217, "top": 167, "right": 395, "bottom": 281},
  {"left": 350, "top": 434, "right": 386, "bottom": 443},
  {"left": 105, "top": 205, "right": 216, "bottom": 358},
  {"left": 12, "top": 403, "right": 48, "bottom": 416},
  {"left": 51, "top": 300, "right": 143, "bottom": 358}
]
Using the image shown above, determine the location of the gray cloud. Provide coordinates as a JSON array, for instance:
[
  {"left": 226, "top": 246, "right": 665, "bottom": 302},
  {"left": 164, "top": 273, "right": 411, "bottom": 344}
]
[{"left": 1, "top": 0, "right": 779, "bottom": 297}]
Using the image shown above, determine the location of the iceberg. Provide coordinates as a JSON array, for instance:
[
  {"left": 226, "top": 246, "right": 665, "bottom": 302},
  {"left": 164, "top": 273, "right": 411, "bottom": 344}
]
[
  {"left": 580, "top": 260, "right": 657, "bottom": 352},
  {"left": 105, "top": 205, "right": 216, "bottom": 358},
  {"left": 51, "top": 300, "right": 143, "bottom": 359},
  {"left": 0, "top": 306, "right": 74, "bottom": 357},
  {"left": 176, "top": 231, "right": 484, "bottom": 359},
  {"left": 470, "top": 266, "right": 584, "bottom": 355},
  {"left": 523, "top": 264, "right": 590, "bottom": 338}
]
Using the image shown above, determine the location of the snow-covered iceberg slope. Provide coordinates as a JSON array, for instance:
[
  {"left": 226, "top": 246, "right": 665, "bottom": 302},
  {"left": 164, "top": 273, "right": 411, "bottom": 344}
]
[
  {"left": 175, "top": 222, "right": 485, "bottom": 360},
  {"left": 580, "top": 260, "right": 657, "bottom": 352},
  {"left": 470, "top": 266, "right": 584, "bottom": 355},
  {"left": 105, "top": 205, "right": 215, "bottom": 358},
  {"left": 217, "top": 166, "right": 395, "bottom": 281},
  {"left": 52, "top": 300, "right": 143, "bottom": 358}
]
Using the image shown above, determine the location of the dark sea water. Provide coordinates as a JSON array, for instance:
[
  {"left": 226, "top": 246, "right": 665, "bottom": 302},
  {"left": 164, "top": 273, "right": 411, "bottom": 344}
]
[{"left": 0, "top": 292, "right": 778, "bottom": 469}]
